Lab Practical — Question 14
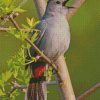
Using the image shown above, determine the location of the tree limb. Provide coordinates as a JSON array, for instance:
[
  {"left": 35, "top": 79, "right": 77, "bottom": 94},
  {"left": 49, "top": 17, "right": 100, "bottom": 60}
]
[
  {"left": 67, "top": 0, "right": 85, "bottom": 21},
  {"left": 34, "top": 0, "right": 47, "bottom": 19},
  {"left": 8, "top": 81, "right": 57, "bottom": 96},
  {"left": 0, "top": 27, "right": 33, "bottom": 33},
  {"left": 76, "top": 83, "right": 100, "bottom": 100},
  {"left": 0, "top": 13, "right": 19, "bottom": 21}
]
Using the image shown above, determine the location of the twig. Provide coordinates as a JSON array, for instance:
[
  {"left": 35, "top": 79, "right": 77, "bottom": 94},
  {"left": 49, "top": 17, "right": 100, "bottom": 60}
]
[
  {"left": 76, "top": 83, "right": 100, "bottom": 100},
  {"left": 47, "top": 74, "right": 52, "bottom": 82},
  {"left": 0, "top": 27, "right": 33, "bottom": 33},
  {"left": 11, "top": 82, "right": 26, "bottom": 93},
  {"left": 9, "top": 15, "right": 20, "bottom": 31},
  {"left": 8, "top": 80, "right": 26, "bottom": 97},
  {"left": 9, "top": 13, "right": 58, "bottom": 75},
  {"left": 8, "top": 81, "right": 57, "bottom": 96},
  {"left": 46, "top": 81, "right": 57, "bottom": 85},
  {"left": 66, "top": 0, "right": 85, "bottom": 21},
  {"left": 0, "top": 13, "right": 19, "bottom": 21},
  {"left": 7, "top": 87, "right": 16, "bottom": 97},
  {"left": 25, "top": 37, "right": 58, "bottom": 71}
]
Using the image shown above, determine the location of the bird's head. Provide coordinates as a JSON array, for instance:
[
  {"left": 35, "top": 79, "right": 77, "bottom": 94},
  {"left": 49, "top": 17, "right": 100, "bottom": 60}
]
[{"left": 46, "top": 0, "right": 74, "bottom": 16}]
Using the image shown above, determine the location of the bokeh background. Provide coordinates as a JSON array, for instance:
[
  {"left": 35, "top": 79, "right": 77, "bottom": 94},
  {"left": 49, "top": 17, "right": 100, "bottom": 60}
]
[{"left": 0, "top": 0, "right": 100, "bottom": 100}]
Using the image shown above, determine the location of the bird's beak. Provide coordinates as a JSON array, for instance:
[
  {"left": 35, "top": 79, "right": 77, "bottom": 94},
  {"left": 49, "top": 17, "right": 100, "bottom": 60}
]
[
  {"left": 62, "top": 0, "right": 75, "bottom": 9},
  {"left": 66, "top": 6, "right": 75, "bottom": 9},
  {"left": 62, "top": 0, "right": 69, "bottom": 6}
]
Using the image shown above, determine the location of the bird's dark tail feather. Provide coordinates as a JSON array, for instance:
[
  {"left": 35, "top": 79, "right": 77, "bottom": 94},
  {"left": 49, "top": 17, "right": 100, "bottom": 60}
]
[{"left": 27, "top": 77, "right": 46, "bottom": 100}]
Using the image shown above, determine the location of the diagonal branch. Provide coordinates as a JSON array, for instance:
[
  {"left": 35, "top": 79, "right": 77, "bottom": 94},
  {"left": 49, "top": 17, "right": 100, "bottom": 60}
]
[
  {"left": 9, "top": 13, "right": 58, "bottom": 73},
  {"left": 76, "top": 83, "right": 100, "bottom": 100},
  {"left": 0, "top": 13, "right": 19, "bottom": 21},
  {"left": 0, "top": 27, "right": 33, "bottom": 33},
  {"left": 67, "top": 0, "right": 85, "bottom": 21}
]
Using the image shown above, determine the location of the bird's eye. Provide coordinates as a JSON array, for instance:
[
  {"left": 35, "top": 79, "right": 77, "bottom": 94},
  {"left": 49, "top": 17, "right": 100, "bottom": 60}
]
[{"left": 56, "top": 1, "right": 60, "bottom": 4}]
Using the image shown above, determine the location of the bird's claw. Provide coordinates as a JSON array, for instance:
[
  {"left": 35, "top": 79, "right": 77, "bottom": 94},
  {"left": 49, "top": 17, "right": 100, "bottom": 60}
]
[{"left": 35, "top": 50, "right": 44, "bottom": 62}]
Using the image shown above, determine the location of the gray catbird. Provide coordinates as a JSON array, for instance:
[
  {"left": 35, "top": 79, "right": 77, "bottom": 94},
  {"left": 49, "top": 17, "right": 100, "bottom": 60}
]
[{"left": 25, "top": 0, "right": 72, "bottom": 100}]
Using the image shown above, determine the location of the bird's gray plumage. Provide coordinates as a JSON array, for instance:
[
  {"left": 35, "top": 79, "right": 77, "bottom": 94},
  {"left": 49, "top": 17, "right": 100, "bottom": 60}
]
[
  {"left": 26, "top": 0, "right": 71, "bottom": 100},
  {"left": 30, "top": 0, "right": 70, "bottom": 61}
]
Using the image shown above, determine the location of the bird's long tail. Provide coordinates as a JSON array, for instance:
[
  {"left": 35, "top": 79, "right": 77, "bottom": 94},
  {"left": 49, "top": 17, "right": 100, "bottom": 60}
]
[
  {"left": 27, "top": 78, "right": 46, "bottom": 100},
  {"left": 26, "top": 61, "right": 47, "bottom": 100}
]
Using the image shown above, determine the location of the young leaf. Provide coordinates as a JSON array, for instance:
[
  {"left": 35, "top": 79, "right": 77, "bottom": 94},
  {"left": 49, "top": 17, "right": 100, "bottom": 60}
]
[
  {"left": 4, "top": 70, "right": 12, "bottom": 82},
  {"left": 5, "top": 34, "right": 13, "bottom": 37},
  {"left": 31, "top": 32, "right": 39, "bottom": 42},
  {"left": 16, "top": 78, "right": 24, "bottom": 83},
  {"left": 0, "top": 89, "right": 5, "bottom": 96},
  {"left": 24, "top": 70, "right": 28, "bottom": 78},
  {"left": 26, "top": 43, "right": 31, "bottom": 49},
  {"left": 25, "top": 76, "right": 30, "bottom": 84},
  {"left": 21, "top": 24, "right": 30, "bottom": 30},
  {"left": 15, "top": 8, "right": 27, "bottom": 13},
  {"left": 31, "top": 21, "right": 40, "bottom": 28},
  {"left": 26, "top": 17, "right": 32, "bottom": 27}
]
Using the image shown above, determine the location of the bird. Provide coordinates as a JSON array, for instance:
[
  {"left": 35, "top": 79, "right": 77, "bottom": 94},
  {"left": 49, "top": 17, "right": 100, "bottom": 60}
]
[{"left": 25, "top": 0, "right": 73, "bottom": 100}]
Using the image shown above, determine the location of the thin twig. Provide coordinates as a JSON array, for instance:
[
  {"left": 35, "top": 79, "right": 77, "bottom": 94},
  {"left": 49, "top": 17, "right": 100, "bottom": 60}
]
[
  {"left": 76, "top": 83, "right": 100, "bottom": 100},
  {"left": 7, "top": 87, "right": 16, "bottom": 97},
  {"left": 66, "top": 0, "right": 85, "bottom": 21},
  {"left": 8, "top": 81, "right": 57, "bottom": 96},
  {"left": 9, "top": 15, "right": 20, "bottom": 31},
  {"left": 8, "top": 13, "right": 58, "bottom": 71},
  {"left": 0, "top": 27, "right": 33, "bottom": 33},
  {"left": 0, "top": 13, "right": 19, "bottom": 21},
  {"left": 47, "top": 74, "right": 52, "bottom": 82},
  {"left": 11, "top": 82, "right": 26, "bottom": 93}
]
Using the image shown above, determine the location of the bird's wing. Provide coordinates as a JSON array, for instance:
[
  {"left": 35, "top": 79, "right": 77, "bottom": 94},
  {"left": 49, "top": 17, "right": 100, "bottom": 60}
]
[
  {"left": 25, "top": 20, "right": 47, "bottom": 70},
  {"left": 30, "top": 20, "right": 47, "bottom": 56}
]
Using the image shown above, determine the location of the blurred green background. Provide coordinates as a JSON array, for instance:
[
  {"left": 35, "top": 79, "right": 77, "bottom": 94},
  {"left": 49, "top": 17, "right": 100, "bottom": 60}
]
[{"left": 0, "top": 0, "right": 100, "bottom": 100}]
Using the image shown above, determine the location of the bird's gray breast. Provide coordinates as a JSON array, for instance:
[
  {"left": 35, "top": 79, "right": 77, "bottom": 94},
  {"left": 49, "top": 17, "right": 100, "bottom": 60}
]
[{"left": 42, "top": 16, "right": 70, "bottom": 60}]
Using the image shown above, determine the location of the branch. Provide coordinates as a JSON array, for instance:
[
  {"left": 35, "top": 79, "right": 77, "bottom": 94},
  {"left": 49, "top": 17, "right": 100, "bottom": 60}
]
[
  {"left": 76, "top": 83, "right": 100, "bottom": 100},
  {"left": 47, "top": 74, "right": 52, "bottom": 82},
  {"left": 8, "top": 81, "right": 57, "bottom": 96},
  {"left": 66, "top": 0, "right": 85, "bottom": 21},
  {"left": 8, "top": 79, "right": 26, "bottom": 97},
  {"left": 9, "top": 14, "right": 58, "bottom": 73},
  {"left": 0, "top": 27, "right": 33, "bottom": 33},
  {"left": 0, "top": 13, "right": 19, "bottom": 21},
  {"left": 34, "top": 0, "right": 47, "bottom": 19}
]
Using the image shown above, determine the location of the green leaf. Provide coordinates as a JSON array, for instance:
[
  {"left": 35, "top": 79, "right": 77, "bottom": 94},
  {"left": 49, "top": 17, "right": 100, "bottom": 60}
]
[
  {"left": 4, "top": 83, "right": 10, "bottom": 86},
  {"left": 33, "top": 29, "right": 41, "bottom": 32},
  {"left": 2, "top": 73, "right": 5, "bottom": 82},
  {"left": 26, "top": 17, "right": 32, "bottom": 27},
  {"left": 26, "top": 43, "right": 31, "bottom": 49},
  {"left": 25, "top": 76, "right": 30, "bottom": 84},
  {"left": 31, "top": 21, "right": 40, "bottom": 28},
  {"left": 19, "top": 69, "right": 24, "bottom": 76},
  {"left": 0, "top": 2, "right": 4, "bottom": 6},
  {"left": 16, "top": 78, "right": 24, "bottom": 83},
  {"left": 4, "top": 70, "right": 12, "bottom": 82},
  {"left": 31, "top": 32, "right": 39, "bottom": 42},
  {"left": 0, "top": 89, "right": 5, "bottom": 96},
  {"left": 13, "top": 69, "right": 18, "bottom": 78},
  {"left": 15, "top": 8, "right": 27, "bottom": 13},
  {"left": 21, "top": 24, "right": 30, "bottom": 30},
  {"left": 5, "top": 34, "right": 13, "bottom": 37},
  {"left": 24, "top": 71, "right": 28, "bottom": 78}
]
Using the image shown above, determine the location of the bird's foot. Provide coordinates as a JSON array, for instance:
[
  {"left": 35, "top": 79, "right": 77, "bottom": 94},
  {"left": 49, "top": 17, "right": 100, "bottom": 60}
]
[{"left": 34, "top": 50, "right": 44, "bottom": 62}]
